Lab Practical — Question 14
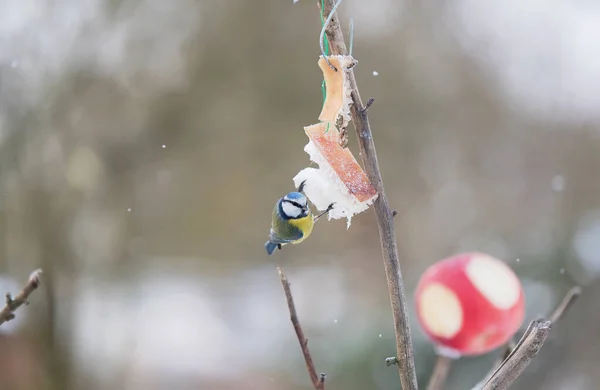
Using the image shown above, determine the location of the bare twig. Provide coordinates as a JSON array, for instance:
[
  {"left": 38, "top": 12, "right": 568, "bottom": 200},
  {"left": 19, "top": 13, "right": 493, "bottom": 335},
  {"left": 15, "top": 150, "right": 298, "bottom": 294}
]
[
  {"left": 476, "top": 323, "right": 534, "bottom": 390},
  {"left": 317, "top": 1, "right": 419, "bottom": 389},
  {"left": 471, "top": 339, "right": 517, "bottom": 390},
  {"left": 495, "top": 339, "right": 517, "bottom": 371},
  {"left": 548, "top": 286, "right": 581, "bottom": 323},
  {"left": 472, "top": 286, "right": 581, "bottom": 390},
  {"left": 278, "top": 266, "right": 325, "bottom": 390},
  {"left": 0, "top": 269, "right": 43, "bottom": 326},
  {"left": 425, "top": 355, "right": 453, "bottom": 390},
  {"left": 481, "top": 320, "right": 552, "bottom": 390}
]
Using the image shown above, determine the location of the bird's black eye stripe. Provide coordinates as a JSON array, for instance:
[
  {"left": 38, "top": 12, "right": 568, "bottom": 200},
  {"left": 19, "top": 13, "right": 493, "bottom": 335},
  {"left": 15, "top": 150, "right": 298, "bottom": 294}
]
[{"left": 283, "top": 199, "right": 304, "bottom": 209}]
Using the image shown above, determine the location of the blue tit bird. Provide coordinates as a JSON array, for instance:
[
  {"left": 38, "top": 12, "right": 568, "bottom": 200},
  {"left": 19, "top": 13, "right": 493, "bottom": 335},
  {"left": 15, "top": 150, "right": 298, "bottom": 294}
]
[{"left": 264, "top": 180, "right": 334, "bottom": 255}]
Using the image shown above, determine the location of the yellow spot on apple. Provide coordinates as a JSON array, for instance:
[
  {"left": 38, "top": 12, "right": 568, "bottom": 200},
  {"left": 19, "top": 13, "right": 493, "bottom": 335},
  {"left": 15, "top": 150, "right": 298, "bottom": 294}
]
[
  {"left": 466, "top": 254, "right": 520, "bottom": 310},
  {"left": 419, "top": 283, "right": 463, "bottom": 338}
]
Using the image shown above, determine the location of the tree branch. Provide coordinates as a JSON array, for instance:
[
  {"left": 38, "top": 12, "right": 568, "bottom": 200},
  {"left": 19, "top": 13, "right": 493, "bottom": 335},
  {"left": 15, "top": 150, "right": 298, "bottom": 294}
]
[
  {"left": 317, "top": 1, "right": 419, "bottom": 389},
  {"left": 425, "top": 355, "right": 453, "bottom": 390},
  {"left": 480, "top": 319, "right": 552, "bottom": 390},
  {"left": 473, "top": 286, "right": 581, "bottom": 390},
  {"left": 0, "top": 269, "right": 43, "bottom": 326},
  {"left": 278, "top": 266, "right": 325, "bottom": 390}
]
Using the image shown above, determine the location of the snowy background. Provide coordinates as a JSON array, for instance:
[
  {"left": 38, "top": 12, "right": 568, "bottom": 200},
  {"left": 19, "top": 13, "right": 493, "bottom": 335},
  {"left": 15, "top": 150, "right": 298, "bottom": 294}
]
[{"left": 0, "top": 0, "right": 598, "bottom": 389}]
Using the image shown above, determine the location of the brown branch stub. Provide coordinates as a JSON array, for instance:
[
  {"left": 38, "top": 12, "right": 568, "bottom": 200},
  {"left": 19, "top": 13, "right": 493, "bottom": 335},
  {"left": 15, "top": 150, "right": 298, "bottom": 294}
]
[
  {"left": 0, "top": 269, "right": 43, "bottom": 326},
  {"left": 481, "top": 320, "right": 552, "bottom": 390},
  {"left": 278, "top": 266, "right": 325, "bottom": 390},
  {"left": 316, "top": 1, "right": 419, "bottom": 389},
  {"left": 319, "top": 373, "right": 326, "bottom": 384},
  {"left": 385, "top": 356, "right": 399, "bottom": 367},
  {"left": 361, "top": 97, "right": 375, "bottom": 114}
]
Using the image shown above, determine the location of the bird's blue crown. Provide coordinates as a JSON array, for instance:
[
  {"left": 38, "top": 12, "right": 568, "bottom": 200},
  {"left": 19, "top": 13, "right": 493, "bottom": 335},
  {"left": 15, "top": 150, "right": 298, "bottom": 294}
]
[{"left": 285, "top": 192, "right": 305, "bottom": 200}]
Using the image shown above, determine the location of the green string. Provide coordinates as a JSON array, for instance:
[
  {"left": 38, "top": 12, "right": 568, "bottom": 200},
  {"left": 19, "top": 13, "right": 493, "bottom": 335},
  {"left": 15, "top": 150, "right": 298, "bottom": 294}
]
[{"left": 320, "top": 0, "right": 331, "bottom": 133}]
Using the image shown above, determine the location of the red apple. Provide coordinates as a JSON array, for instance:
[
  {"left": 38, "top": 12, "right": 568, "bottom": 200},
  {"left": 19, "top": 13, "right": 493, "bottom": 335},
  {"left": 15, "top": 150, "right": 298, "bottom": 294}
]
[{"left": 415, "top": 252, "right": 525, "bottom": 356}]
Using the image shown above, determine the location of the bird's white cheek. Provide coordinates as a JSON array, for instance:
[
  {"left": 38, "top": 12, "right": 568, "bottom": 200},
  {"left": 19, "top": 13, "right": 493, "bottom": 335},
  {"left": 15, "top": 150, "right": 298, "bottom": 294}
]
[{"left": 281, "top": 201, "right": 301, "bottom": 218}]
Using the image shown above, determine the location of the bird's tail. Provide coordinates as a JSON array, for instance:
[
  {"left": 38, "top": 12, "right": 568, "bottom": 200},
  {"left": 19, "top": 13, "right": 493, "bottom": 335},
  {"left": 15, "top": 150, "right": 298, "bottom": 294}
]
[{"left": 265, "top": 241, "right": 278, "bottom": 255}]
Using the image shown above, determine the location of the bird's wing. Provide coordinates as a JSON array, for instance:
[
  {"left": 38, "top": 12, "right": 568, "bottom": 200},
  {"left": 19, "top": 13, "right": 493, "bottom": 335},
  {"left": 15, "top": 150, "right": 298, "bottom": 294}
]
[{"left": 268, "top": 228, "right": 303, "bottom": 244}]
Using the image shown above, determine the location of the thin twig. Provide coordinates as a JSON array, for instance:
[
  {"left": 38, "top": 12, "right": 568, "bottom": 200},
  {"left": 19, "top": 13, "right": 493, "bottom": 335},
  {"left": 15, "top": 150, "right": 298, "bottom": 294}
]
[
  {"left": 481, "top": 320, "right": 552, "bottom": 390},
  {"left": 425, "top": 355, "right": 453, "bottom": 390},
  {"left": 278, "top": 266, "right": 325, "bottom": 390},
  {"left": 496, "top": 339, "right": 517, "bottom": 370},
  {"left": 472, "top": 286, "right": 581, "bottom": 390},
  {"left": 548, "top": 286, "right": 581, "bottom": 323},
  {"left": 474, "top": 325, "right": 535, "bottom": 390},
  {"left": 0, "top": 269, "right": 43, "bottom": 326},
  {"left": 317, "top": 1, "right": 419, "bottom": 389},
  {"left": 470, "top": 339, "right": 517, "bottom": 390}
]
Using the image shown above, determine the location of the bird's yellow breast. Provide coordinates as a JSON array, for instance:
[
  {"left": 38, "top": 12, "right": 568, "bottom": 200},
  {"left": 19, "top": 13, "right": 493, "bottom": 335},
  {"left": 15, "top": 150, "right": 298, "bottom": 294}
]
[{"left": 288, "top": 214, "right": 314, "bottom": 244}]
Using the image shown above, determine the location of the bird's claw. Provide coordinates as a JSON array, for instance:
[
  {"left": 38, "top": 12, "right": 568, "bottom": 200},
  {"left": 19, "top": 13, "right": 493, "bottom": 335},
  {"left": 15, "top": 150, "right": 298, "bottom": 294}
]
[{"left": 314, "top": 203, "right": 336, "bottom": 222}]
